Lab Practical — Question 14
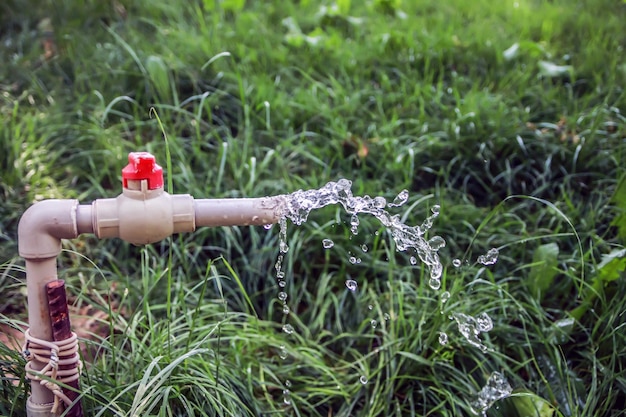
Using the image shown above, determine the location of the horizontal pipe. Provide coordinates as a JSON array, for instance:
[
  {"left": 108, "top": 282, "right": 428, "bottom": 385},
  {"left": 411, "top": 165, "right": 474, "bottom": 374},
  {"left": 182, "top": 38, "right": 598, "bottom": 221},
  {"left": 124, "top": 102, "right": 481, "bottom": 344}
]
[{"left": 194, "top": 196, "right": 286, "bottom": 227}]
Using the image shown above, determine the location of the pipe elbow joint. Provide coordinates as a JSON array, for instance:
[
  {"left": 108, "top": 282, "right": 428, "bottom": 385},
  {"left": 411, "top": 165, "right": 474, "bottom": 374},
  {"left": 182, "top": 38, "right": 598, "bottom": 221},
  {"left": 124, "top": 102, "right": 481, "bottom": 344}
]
[
  {"left": 93, "top": 186, "right": 195, "bottom": 245},
  {"left": 18, "top": 199, "right": 80, "bottom": 259}
]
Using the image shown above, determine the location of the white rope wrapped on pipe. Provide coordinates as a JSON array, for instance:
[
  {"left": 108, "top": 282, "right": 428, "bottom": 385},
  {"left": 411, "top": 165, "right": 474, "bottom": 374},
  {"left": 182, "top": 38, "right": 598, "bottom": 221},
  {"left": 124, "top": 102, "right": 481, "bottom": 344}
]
[{"left": 22, "top": 329, "right": 82, "bottom": 415}]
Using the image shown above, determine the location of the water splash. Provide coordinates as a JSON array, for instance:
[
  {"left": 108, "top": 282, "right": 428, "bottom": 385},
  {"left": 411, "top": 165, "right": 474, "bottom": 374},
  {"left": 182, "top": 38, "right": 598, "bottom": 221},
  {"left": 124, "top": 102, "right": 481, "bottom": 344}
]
[
  {"left": 451, "top": 312, "right": 493, "bottom": 352},
  {"left": 277, "top": 179, "right": 444, "bottom": 285},
  {"left": 469, "top": 372, "right": 512, "bottom": 415},
  {"left": 389, "top": 189, "right": 409, "bottom": 207},
  {"left": 477, "top": 248, "right": 499, "bottom": 265}
]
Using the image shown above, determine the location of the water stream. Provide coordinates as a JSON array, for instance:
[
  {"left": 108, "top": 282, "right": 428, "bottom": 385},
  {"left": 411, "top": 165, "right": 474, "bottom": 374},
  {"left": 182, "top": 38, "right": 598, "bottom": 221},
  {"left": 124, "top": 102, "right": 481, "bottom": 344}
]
[{"left": 277, "top": 179, "right": 444, "bottom": 288}]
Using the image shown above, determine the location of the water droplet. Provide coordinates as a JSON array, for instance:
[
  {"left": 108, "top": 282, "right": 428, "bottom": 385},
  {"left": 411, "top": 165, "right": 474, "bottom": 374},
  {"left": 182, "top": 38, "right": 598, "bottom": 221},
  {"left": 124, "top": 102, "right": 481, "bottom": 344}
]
[
  {"left": 322, "top": 238, "right": 334, "bottom": 249},
  {"left": 359, "top": 375, "right": 368, "bottom": 384},
  {"left": 477, "top": 248, "right": 499, "bottom": 265},
  {"left": 389, "top": 189, "right": 409, "bottom": 207},
  {"left": 282, "top": 324, "right": 294, "bottom": 334},
  {"left": 409, "top": 256, "right": 417, "bottom": 265},
  {"left": 282, "top": 304, "right": 290, "bottom": 314},
  {"left": 350, "top": 214, "right": 359, "bottom": 234},
  {"left": 345, "top": 279, "right": 358, "bottom": 291},
  {"left": 282, "top": 389, "right": 291, "bottom": 405},
  {"left": 430, "top": 262, "right": 443, "bottom": 280},
  {"left": 278, "top": 280, "right": 286, "bottom": 288},
  {"left": 383, "top": 313, "right": 391, "bottom": 321},
  {"left": 431, "top": 205, "right": 440, "bottom": 215},
  {"left": 440, "top": 291, "right": 450, "bottom": 304},
  {"left": 278, "top": 291, "right": 288, "bottom": 302},
  {"left": 285, "top": 380, "right": 292, "bottom": 388},
  {"left": 280, "top": 241, "right": 289, "bottom": 253},
  {"left": 469, "top": 372, "right": 512, "bottom": 415},
  {"left": 429, "top": 277, "right": 441, "bottom": 290},
  {"left": 361, "top": 244, "right": 368, "bottom": 252},
  {"left": 367, "top": 304, "right": 373, "bottom": 310},
  {"left": 278, "top": 345, "right": 288, "bottom": 359},
  {"left": 428, "top": 236, "right": 446, "bottom": 251},
  {"left": 452, "top": 258, "right": 462, "bottom": 268},
  {"left": 370, "top": 319, "right": 378, "bottom": 329},
  {"left": 275, "top": 257, "right": 283, "bottom": 272},
  {"left": 263, "top": 223, "right": 273, "bottom": 230},
  {"left": 438, "top": 332, "right": 448, "bottom": 345}
]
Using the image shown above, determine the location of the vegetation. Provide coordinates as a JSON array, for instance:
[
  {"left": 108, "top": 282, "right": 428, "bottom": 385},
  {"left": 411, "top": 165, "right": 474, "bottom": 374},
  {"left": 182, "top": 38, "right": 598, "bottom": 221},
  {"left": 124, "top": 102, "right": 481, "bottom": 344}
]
[{"left": 1, "top": 0, "right": 625, "bottom": 415}]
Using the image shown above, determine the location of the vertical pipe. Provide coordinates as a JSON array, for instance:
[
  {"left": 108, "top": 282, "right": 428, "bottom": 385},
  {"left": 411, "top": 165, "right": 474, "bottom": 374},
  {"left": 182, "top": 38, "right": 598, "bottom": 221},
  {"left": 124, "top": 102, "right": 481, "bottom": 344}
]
[
  {"left": 25, "top": 258, "right": 57, "bottom": 408},
  {"left": 46, "top": 280, "right": 82, "bottom": 417}
]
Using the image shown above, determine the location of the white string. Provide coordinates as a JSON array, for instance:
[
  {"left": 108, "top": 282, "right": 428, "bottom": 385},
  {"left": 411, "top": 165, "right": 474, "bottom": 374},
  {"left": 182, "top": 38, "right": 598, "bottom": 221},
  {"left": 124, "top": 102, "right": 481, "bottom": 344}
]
[{"left": 22, "top": 329, "right": 82, "bottom": 415}]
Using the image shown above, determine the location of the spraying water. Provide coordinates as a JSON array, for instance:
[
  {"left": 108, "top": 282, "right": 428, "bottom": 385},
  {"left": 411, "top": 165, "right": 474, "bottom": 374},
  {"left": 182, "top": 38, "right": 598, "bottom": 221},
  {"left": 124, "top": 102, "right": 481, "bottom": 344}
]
[
  {"left": 277, "top": 179, "right": 444, "bottom": 287},
  {"left": 451, "top": 312, "right": 494, "bottom": 352},
  {"left": 271, "top": 179, "right": 507, "bottom": 414}
]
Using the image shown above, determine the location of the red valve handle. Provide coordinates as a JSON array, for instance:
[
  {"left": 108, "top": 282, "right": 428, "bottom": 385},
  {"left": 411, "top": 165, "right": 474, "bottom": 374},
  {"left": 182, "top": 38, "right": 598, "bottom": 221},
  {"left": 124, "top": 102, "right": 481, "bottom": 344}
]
[{"left": 121, "top": 152, "right": 164, "bottom": 190}]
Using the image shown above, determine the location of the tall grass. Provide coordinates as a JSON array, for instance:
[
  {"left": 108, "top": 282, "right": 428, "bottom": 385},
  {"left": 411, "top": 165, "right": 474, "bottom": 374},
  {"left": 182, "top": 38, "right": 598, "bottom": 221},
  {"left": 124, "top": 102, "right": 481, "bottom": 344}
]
[{"left": 1, "top": 0, "right": 625, "bottom": 415}]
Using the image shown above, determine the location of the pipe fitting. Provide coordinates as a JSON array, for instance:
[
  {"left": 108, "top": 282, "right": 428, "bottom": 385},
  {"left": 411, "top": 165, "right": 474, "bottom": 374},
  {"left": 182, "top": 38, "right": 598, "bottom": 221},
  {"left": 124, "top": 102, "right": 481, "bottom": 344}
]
[{"left": 18, "top": 199, "right": 81, "bottom": 259}]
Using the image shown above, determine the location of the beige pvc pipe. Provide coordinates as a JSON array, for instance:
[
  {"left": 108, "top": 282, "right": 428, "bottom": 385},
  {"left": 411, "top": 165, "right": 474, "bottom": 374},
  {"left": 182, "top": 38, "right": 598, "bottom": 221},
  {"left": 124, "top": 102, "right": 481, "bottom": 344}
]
[
  {"left": 195, "top": 197, "right": 286, "bottom": 227},
  {"left": 18, "top": 199, "right": 91, "bottom": 414},
  {"left": 18, "top": 188, "right": 286, "bottom": 415}
]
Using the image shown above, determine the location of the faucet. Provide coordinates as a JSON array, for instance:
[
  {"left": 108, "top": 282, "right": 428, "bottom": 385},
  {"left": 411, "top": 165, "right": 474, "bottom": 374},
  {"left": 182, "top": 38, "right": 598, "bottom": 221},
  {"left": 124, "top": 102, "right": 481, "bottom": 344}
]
[{"left": 17, "top": 152, "right": 286, "bottom": 416}]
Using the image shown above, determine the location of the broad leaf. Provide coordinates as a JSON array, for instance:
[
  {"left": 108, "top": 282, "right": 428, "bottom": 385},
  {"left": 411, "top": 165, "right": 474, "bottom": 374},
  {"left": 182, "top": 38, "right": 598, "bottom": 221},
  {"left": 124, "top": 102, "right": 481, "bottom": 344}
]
[{"left": 528, "top": 243, "right": 559, "bottom": 301}]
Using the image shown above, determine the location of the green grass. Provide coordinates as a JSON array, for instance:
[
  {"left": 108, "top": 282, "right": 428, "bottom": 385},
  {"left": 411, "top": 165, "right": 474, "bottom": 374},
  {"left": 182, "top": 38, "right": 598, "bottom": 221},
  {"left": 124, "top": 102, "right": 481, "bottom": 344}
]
[{"left": 1, "top": 0, "right": 625, "bottom": 415}]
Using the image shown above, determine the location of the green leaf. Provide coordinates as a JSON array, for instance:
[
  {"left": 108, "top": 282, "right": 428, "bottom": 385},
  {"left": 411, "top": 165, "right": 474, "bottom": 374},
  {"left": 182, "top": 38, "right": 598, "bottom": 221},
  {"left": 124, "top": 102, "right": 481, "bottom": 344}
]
[
  {"left": 595, "top": 248, "right": 626, "bottom": 285},
  {"left": 337, "top": 0, "right": 351, "bottom": 15},
  {"left": 528, "top": 243, "right": 559, "bottom": 300},
  {"left": 610, "top": 175, "right": 626, "bottom": 242},
  {"left": 509, "top": 392, "right": 558, "bottom": 417}
]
